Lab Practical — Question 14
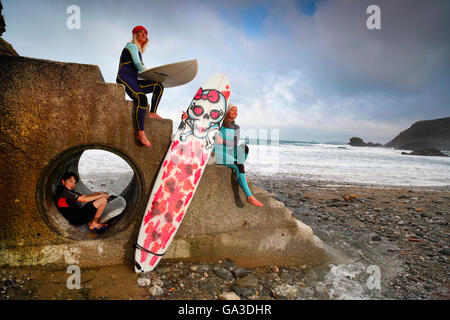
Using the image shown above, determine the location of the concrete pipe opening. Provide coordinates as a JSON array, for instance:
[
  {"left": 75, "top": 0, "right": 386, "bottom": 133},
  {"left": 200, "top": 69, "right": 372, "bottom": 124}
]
[{"left": 37, "top": 145, "right": 143, "bottom": 240}]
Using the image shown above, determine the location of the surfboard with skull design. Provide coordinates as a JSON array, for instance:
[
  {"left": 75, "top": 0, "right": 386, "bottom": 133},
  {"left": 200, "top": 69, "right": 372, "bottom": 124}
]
[{"left": 134, "top": 74, "right": 230, "bottom": 273}]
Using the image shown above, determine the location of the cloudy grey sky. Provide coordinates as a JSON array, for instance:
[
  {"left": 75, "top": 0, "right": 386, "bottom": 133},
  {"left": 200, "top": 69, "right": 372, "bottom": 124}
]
[{"left": 2, "top": 0, "right": 449, "bottom": 143}]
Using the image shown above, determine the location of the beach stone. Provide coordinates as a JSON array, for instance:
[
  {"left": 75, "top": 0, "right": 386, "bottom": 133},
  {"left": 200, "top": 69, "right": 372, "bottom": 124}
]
[
  {"left": 219, "top": 292, "right": 241, "bottom": 300},
  {"left": 271, "top": 284, "right": 298, "bottom": 299},
  {"left": 152, "top": 278, "right": 164, "bottom": 287},
  {"left": 136, "top": 277, "right": 151, "bottom": 287},
  {"left": 190, "top": 265, "right": 209, "bottom": 273},
  {"left": 441, "top": 248, "right": 450, "bottom": 255},
  {"left": 235, "top": 274, "right": 259, "bottom": 287},
  {"left": 372, "top": 235, "right": 382, "bottom": 241},
  {"left": 213, "top": 268, "right": 234, "bottom": 281},
  {"left": 148, "top": 285, "right": 163, "bottom": 296},
  {"left": 232, "top": 268, "right": 250, "bottom": 278},
  {"left": 231, "top": 285, "right": 257, "bottom": 298},
  {"left": 280, "top": 272, "right": 292, "bottom": 283},
  {"left": 265, "top": 272, "right": 281, "bottom": 283}
]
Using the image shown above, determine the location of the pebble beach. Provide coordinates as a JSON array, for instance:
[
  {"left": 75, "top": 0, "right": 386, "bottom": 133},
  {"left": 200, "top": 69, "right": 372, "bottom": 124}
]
[{"left": 1, "top": 175, "right": 449, "bottom": 300}]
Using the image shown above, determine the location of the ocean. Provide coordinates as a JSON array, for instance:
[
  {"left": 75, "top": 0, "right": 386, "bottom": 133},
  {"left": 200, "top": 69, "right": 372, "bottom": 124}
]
[
  {"left": 245, "top": 140, "right": 450, "bottom": 188},
  {"left": 78, "top": 140, "right": 450, "bottom": 189}
]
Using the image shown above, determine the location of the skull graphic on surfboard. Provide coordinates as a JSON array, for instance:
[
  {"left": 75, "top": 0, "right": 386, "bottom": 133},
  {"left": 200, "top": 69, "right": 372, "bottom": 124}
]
[{"left": 134, "top": 74, "right": 230, "bottom": 273}]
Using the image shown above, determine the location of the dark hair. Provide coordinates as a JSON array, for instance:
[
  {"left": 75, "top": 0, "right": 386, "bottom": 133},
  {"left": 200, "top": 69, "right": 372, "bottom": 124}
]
[{"left": 61, "top": 172, "right": 79, "bottom": 183}]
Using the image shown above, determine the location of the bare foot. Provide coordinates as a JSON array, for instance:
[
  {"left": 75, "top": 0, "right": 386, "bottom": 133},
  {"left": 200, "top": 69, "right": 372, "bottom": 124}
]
[
  {"left": 136, "top": 131, "right": 151, "bottom": 147},
  {"left": 89, "top": 221, "right": 108, "bottom": 231},
  {"left": 246, "top": 195, "right": 264, "bottom": 207},
  {"left": 149, "top": 113, "right": 162, "bottom": 119}
]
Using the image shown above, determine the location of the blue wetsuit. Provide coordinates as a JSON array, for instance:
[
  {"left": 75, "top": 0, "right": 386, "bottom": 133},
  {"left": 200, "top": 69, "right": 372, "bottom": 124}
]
[
  {"left": 214, "top": 122, "right": 252, "bottom": 197},
  {"left": 116, "top": 43, "right": 164, "bottom": 131}
]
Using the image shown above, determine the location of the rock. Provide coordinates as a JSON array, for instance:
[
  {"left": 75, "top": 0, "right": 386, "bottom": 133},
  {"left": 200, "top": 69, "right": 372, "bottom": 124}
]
[
  {"left": 156, "top": 266, "right": 171, "bottom": 274},
  {"left": 271, "top": 284, "right": 298, "bottom": 299},
  {"left": 441, "top": 248, "right": 450, "bottom": 255},
  {"left": 219, "top": 292, "right": 241, "bottom": 300},
  {"left": 231, "top": 285, "right": 257, "bottom": 298},
  {"left": 190, "top": 265, "right": 209, "bottom": 273},
  {"left": 402, "top": 148, "right": 448, "bottom": 157},
  {"left": 348, "top": 137, "right": 383, "bottom": 147},
  {"left": 235, "top": 274, "right": 259, "bottom": 287},
  {"left": 372, "top": 235, "right": 382, "bottom": 241},
  {"left": 152, "top": 278, "right": 164, "bottom": 287},
  {"left": 279, "top": 272, "right": 292, "bottom": 283},
  {"left": 136, "top": 277, "right": 151, "bottom": 287},
  {"left": 385, "top": 117, "right": 450, "bottom": 151},
  {"left": 148, "top": 285, "right": 163, "bottom": 296},
  {"left": 213, "top": 267, "right": 234, "bottom": 281},
  {"left": 231, "top": 268, "right": 250, "bottom": 279}
]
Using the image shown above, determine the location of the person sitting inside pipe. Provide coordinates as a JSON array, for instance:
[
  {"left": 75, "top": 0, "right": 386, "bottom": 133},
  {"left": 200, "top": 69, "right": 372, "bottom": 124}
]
[
  {"left": 54, "top": 172, "right": 110, "bottom": 233},
  {"left": 116, "top": 25, "right": 164, "bottom": 147}
]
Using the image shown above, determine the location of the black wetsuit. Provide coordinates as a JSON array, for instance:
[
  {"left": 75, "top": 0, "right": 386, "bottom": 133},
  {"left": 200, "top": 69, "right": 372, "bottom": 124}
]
[
  {"left": 116, "top": 43, "right": 164, "bottom": 131},
  {"left": 54, "top": 186, "right": 96, "bottom": 226}
]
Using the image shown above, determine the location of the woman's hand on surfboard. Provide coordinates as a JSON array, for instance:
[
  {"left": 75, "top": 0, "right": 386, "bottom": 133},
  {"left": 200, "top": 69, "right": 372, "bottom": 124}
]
[{"left": 214, "top": 135, "right": 223, "bottom": 144}]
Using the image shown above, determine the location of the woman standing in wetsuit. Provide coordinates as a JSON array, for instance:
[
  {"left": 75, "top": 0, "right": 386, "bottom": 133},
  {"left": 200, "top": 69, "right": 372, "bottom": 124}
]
[
  {"left": 116, "top": 25, "right": 164, "bottom": 147},
  {"left": 214, "top": 104, "right": 264, "bottom": 207}
]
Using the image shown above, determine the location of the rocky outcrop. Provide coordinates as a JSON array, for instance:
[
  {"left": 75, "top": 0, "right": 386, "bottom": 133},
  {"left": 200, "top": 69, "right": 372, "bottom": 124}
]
[
  {"left": 348, "top": 137, "right": 383, "bottom": 147},
  {"left": 401, "top": 148, "right": 448, "bottom": 157},
  {"left": 385, "top": 117, "right": 450, "bottom": 151},
  {"left": 0, "top": 54, "right": 328, "bottom": 270},
  {"left": 1, "top": 1, "right": 6, "bottom": 36},
  {"left": 0, "top": 37, "right": 18, "bottom": 56},
  {"left": 0, "top": 1, "right": 18, "bottom": 56}
]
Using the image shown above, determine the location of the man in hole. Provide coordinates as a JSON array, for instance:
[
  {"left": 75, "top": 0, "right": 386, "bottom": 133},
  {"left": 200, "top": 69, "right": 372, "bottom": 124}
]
[{"left": 54, "top": 172, "right": 110, "bottom": 233}]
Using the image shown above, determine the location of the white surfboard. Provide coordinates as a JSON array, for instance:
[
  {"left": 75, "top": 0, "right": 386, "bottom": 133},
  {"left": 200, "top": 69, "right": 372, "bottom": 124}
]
[
  {"left": 99, "top": 196, "right": 126, "bottom": 224},
  {"left": 137, "top": 59, "right": 198, "bottom": 88},
  {"left": 134, "top": 74, "right": 231, "bottom": 273}
]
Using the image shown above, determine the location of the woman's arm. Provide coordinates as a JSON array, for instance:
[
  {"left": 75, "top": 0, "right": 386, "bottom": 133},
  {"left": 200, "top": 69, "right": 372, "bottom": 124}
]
[
  {"left": 77, "top": 193, "right": 109, "bottom": 203},
  {"left": 125, "top": 43, "right": 146, "bottom": 72}
]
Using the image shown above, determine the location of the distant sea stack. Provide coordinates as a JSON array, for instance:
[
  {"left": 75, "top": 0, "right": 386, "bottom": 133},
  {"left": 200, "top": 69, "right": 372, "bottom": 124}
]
[
  {"left": 385, "top": 117, "right": 450, "bottom": 151},
  {"left": 348, "top": 137, "right": 383, "bottom": 147}
]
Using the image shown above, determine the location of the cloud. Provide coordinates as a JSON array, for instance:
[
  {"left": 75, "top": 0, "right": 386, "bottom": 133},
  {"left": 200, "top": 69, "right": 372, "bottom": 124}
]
[{"left": 2, "top": 0, "right": 449, "bottom": 144}]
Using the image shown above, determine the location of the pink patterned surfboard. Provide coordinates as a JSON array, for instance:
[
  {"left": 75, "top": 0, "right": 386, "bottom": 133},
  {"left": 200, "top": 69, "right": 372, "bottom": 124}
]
[{"left": 134, "top": 74, "right": 231, "bottom": 273}]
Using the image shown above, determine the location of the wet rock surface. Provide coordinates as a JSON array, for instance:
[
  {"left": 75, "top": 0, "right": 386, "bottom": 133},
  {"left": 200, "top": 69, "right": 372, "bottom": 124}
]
[{"left": 252, "top": 176, "right": 450, "bottom": 300}]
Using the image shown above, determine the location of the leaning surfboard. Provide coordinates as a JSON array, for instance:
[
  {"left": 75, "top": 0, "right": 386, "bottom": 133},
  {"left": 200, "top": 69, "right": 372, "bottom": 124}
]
[
  {"left": 134, "top": 74, "right": 231, "bottom": 273},
  {"left": 137, "top": 59, "right": 198, "bottom": 88}
]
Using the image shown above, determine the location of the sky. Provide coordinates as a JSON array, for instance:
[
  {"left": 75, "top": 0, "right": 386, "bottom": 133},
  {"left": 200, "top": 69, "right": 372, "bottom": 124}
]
[{"left": 2, "top": 0, "right": 449, "bottom": 144}]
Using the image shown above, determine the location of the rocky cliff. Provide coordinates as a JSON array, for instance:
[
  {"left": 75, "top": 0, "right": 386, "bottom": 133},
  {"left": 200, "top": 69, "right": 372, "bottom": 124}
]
[
  {"left": 0, "top": 1, "right": 18, "bottom": 56},
  {"left": 385, "top": 117, "right": 450, "bottom": 151}
]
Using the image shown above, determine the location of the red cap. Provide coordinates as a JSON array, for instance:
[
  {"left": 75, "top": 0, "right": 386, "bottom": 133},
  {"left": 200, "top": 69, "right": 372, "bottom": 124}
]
[{"left": 132, "top": 25, "right": 148, "bottom": 35}]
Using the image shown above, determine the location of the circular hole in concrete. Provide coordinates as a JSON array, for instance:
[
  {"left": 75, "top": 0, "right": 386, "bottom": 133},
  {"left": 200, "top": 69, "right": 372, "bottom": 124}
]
[{"left": 37, "top": 145, "right": 143, "bottom": 240}]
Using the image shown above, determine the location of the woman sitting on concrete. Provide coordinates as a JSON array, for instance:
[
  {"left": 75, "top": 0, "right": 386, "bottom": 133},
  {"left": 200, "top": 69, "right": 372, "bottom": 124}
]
[
  {"left": 116, "top": 25, "right": 164, "bottom": 147},
  {"left": 213, "top": 103, "right": 264, "bottom": 207}
]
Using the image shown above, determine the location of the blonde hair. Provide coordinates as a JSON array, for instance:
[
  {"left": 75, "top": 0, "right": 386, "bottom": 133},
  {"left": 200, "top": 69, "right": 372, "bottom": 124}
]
[
  {"left": 131, "top": 33, "right": 149, "bottom": 53},
  {"left": 223, "top": 103, "right": 237, "bottom": 127}
]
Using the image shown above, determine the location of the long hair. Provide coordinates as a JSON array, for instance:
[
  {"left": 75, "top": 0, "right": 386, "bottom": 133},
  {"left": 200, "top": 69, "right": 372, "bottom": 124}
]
[
  {"left": 223, "top": 103, "right": 237, "bottom": 128},
  {"left": 131, "top": 33, "right": 149, "bottom": 53}
]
